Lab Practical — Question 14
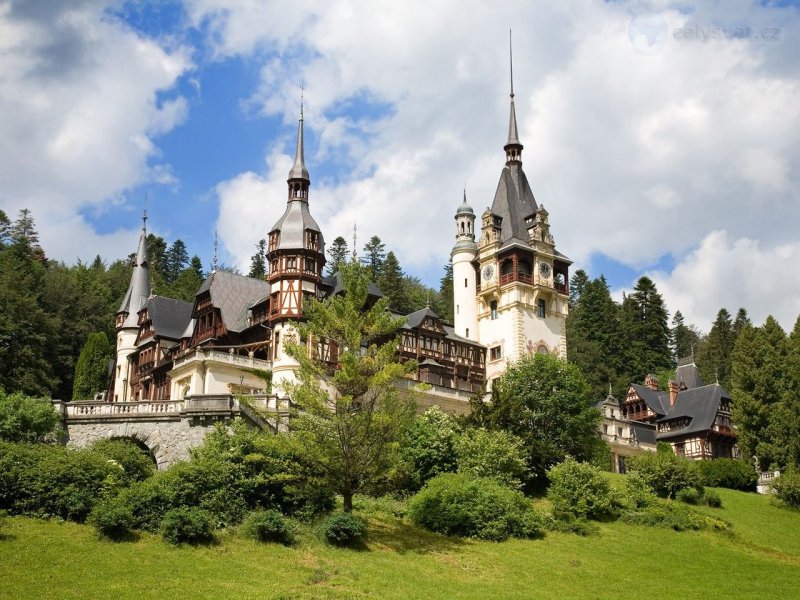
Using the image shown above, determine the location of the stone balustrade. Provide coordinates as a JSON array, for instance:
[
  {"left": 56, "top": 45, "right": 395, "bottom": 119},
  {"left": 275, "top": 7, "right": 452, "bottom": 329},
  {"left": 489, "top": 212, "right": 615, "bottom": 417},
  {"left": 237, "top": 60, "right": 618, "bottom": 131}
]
[{"left": 172, "top": 349, "right": 272, "bottom": 370}]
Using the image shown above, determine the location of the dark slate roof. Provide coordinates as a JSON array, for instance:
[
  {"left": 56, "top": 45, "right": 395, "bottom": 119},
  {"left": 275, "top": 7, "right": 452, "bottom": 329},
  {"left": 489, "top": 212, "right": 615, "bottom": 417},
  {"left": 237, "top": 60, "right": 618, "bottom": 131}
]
[
  {"left": 403, "top": 306, "right": 439, "bottom": 330},
  {"left": 657, "top": 383, "right": 728, "bottom": 440},
  {"left": 147, "top": 296, "right": 193, "bottom": 341},
  {"left": 320, "top": 272, "right": 384, "bottom": 300},
  {"left": 631, "top": 422, "right": 658, "bottom": 445},
  {"left": 442, "top": 323, "right": 483, "bottom": 347},
  {"left": 197, "top": 270, "right": 270, "bottom": 333},
  {"left": 675, "top": 360, "right": 704, "bottom": 389},
  {"left": 269, "top": 200, "right": 324, "bottom": 251},
  {"left": 490, "top": 164, "right": 538, "bottom": 247},
  {"left": 630, "top": 383, "right": 669, "bottom": 417},
  {"left": 419, "top": 358, "right": 443, "bottom": 367},
  {"left": 287, "top": 111, "right": 309, "bottom": 181}
]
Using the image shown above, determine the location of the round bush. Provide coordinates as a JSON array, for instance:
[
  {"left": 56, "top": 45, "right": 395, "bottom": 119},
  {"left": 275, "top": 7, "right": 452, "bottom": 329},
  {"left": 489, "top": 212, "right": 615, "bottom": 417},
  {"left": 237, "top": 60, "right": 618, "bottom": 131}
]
[
  {"left": 160, "top": 507, "right": 213, "bottom": 545},
  {"left": 89, "top": 438, "right": 155, "bottom": 484},
  {"left": 242, "top": 510, "right": 293, "bottom": 545},
  {"left": 703, "top": 490, "right": 723, "bottom": 508},
  {"left": 626, "top": 452, "right": 703, "bottom": 499},
  {"left": 773, "top": 472, "right": 800, "bottom": 508},
  {"left": 676, "top": 487, "right": 701, "bottom": 505},
  {"left": 89, "top": 498, "right": 135, "bottom": 540},
  {"left": 546, "top": 458, "right": 617, "bottom": 520},
  {"left": 322, "top": 512, "right": 368, "bottom": 547},
  {"left": 408, "top": 473, "right": 543, "bottom": 541}
]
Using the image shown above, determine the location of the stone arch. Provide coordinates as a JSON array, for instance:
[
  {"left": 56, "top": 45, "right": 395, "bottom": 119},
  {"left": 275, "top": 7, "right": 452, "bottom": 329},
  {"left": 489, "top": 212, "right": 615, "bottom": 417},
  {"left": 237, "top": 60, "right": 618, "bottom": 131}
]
[{"left": 108, "top": 435, "right": 158, "bottom": 467}]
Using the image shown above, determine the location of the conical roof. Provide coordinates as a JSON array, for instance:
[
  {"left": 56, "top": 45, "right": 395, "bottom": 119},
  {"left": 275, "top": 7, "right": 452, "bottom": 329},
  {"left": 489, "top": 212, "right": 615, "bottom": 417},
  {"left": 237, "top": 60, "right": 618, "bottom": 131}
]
[
  {"left": 287, "top": 106, "right": 309, "bottom": 181},
  {"left": 118, "top": 216, "right": 151, "bottom": 328}
]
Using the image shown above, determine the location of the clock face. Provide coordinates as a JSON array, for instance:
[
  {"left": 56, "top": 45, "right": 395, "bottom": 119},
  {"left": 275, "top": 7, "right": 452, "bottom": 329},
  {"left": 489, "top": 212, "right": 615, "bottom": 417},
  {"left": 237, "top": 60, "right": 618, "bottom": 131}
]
[
  {"left": 539, "top": 262, "right": 551, "bottom": 278},
  {"left": 482, "top": 264, "right": 494, "bottom": 281}
]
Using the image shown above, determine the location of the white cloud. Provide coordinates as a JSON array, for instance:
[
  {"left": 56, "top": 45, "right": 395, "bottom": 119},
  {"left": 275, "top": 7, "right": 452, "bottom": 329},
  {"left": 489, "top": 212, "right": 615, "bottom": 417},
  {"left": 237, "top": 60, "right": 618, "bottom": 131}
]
[
  {"left": 0, "top": 0, "right": 192, "bottom": 262},
  {"left": 647, "top": 231, "right": 800, "bottom": 331}
]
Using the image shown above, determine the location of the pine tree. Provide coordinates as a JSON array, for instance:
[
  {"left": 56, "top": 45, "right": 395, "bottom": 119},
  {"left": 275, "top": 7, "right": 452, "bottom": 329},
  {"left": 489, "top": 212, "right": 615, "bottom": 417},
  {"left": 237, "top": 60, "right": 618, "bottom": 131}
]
[
  {"left": 566, "top": 276, "right": 627, "bottom": 399},
  {"left": 569, "top": 269, "right": 589, "bottom": 309},
  {"left": 249, "top": 239, "right": 267, "bottom": 278},
  {"left": 770, "top": 315, "right": 800, "bottom": 469},
  {"left": 72, "top": 332, "right": 112, "bottom": 400},
  {"left": 377, "top": 251, "right": 408, "bottom": 312},
  {"left": 190, "top": 255, "right": 204, "bottom": 279},
  {"left": 326, "top": 236, "right": 348, "bottom": 275},
  {"left": 733, "top": 308, "right": 751, "bottom": 339},
  {"left": 670, "top": 310, "right": 699, "bottom": 361},
  {"left": 625, "top": 277, "right": 671, "bottom": 377},
  {"left": 437, "top": 262, "right": 454, "bottom": 324},
  {"left": 90, "top": 255, "right": 105, "bottom": 271},
  {"left": 283, "top": 261, "right": 416, "bottom": 511},
  {"left": 164, "top": 240, "right": 189, "bottom": 284},
  {"left": 361, "top": 235, "right": 386, "bottom": 280},
  {"left": 697, "top": 309, "right": 733, "bottom": 388},
  {"left": 0, "top": 210, "right": 10, "bottom": 248},
  {"left": 731, "top": 317, "right": 787, "bottom": 468}
]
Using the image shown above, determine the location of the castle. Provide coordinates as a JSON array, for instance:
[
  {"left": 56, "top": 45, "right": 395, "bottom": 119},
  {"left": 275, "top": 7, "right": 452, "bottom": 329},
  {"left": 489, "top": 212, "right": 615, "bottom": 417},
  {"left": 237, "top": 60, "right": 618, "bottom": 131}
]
[{"left": 55, "top": 68, "right": 572, "bottom": 466}]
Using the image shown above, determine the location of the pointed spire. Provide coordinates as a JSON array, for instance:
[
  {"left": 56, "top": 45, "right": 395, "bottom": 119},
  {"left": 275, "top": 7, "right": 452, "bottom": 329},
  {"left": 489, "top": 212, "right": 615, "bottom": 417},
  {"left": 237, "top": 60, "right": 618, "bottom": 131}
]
[
  {"left": 505, "top": 30, "right": 523, "bottom": 163},
  {"left": 287, "top": 91, "right": 310, "bottom": 183},
  {"left": 117, "top": 210, "right": 151, "bottom": 328}
]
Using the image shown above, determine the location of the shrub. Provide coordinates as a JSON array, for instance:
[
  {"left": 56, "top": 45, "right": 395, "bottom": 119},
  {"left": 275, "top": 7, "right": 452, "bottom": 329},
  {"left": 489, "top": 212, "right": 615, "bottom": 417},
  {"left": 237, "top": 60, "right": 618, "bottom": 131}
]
[
  {"left": 547, "top": 458, "right": 618, "bottom": 520},
  {"left": 454, "top": 428, "right": 528, "bottom": 489},
  {"left": 89, "top": 497, "right": 135, "bottom": 540},
  {"left": 0, "top": 391, "right": 60, "bottom": 443},
  {"left": 394, "top": 407, "right": 459, "bottom": 492},
  {"left": 0, "top": 441, "right": 123, "bottom": 521},
  {"left": 408, "top": 473, "right": 543, "bottom": 541},
  {"left": 89, "top": 438, "right": 155, "bottom": 485},
  {"left": 161, "top": 507, "right": 214, "bottom": 545},
  {"left": 621, "top": 503, "right": 729, "bottom": 532},
  {"left": 623, "top": 473, "right": 658, "bottom": 510},
  {"left": 111, "top": 457, "right": 248, "bottom": 532},
  {"left": 703, "top": 490, "right": 723, "bottom": 508},
  {"left": 545, "top": 514, "right": 599, "bottom": 536},
  {"left": 626, "top": 452, "right": 703, "bottom": 499},
  {"left": 693, "top": 459, "right": 757, "bottom": 491},
  {"left": 321, "top": 512, "right": 367, "bottom": 547},
  {"left": 192, "top": 423, "right": 334, "bottom": 519},
  {"left": 242, "top": 510, "right": 294, "bottom": 545},
  {"left": 772, "top": 471, "right": 800, "bottom": 508},
  {"left": 675, "top": 487, "right": 701, "bottom": 505}
]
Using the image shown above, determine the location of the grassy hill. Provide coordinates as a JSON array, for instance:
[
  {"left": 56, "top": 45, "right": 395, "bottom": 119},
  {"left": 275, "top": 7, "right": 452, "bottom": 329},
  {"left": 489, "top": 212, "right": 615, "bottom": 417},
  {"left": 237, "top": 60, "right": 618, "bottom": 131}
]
[{"left": 1, "top": 488, "right": 799, "bottom": 600}]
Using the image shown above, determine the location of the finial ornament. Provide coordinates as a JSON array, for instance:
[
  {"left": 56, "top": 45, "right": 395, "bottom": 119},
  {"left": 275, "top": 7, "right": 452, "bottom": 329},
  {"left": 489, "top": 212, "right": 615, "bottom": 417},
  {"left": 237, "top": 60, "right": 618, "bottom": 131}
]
[
  {"left": 352, "top": 222, "right": 358, "bottom": 261},
  {"left": 212, "top": 230, "right": 218, "bottom": 273},
  {"left": 509, "top": 29, "right": 514, "bottom": 98}
]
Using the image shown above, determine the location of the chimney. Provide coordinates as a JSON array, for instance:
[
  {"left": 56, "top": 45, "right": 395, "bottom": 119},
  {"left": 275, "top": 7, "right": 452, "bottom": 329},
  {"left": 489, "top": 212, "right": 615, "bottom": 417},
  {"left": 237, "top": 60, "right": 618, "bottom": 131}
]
[
  {"left": 668, "top": 380, "right": 680, "bottom": 407},
  {"left": 644, "top": 374, "right": 659, "bottom": 391}
]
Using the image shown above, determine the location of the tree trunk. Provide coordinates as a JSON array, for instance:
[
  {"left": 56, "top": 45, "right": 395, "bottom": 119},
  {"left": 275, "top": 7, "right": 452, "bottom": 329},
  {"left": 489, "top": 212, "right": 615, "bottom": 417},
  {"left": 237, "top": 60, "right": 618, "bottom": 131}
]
[{"left": 343, "top": 490, "right": 353, "bottom": 512}]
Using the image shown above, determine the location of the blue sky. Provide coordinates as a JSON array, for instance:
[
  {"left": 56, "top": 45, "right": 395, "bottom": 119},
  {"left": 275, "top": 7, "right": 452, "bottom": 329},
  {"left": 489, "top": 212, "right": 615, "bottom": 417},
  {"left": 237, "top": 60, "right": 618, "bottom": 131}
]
[{"left": 1, "top": 0, "right": 799, "bottom": 331}]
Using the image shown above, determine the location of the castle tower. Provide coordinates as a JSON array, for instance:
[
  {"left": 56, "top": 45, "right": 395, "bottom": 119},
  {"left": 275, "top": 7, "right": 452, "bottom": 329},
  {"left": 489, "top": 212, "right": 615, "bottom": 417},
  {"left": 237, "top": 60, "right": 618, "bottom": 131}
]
[
  {"left": 473, "top": 47, "right": 571, "bottom": 382},
  {"left": 111, "top": 212, "right": 151, "bottom": 402},
  {"left": 267, "top": 102, "right": 326, "bottom": 395},
  {"left": 452, "top": 190, "right": 478, "bottom": 340}
]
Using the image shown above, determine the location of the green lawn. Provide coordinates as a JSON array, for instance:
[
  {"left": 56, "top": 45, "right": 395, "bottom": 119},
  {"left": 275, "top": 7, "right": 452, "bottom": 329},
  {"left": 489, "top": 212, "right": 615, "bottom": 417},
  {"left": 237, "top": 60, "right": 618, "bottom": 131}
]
[{"left": 2, "top": 490, "right": 799, "bottom": 600}]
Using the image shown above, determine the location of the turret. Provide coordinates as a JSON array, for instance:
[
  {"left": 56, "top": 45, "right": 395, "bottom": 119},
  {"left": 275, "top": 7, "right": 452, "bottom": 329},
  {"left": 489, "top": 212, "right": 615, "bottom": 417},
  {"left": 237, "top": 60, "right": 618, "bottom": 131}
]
[
  {"left": 451, "top": 190, "right": 478, "bottom": 340},
  {"left": 110, "top": 212, "right": 151, "bottom": 402},
  {"left": 267, "top": 101, "right": 326, "bottom": 395}
]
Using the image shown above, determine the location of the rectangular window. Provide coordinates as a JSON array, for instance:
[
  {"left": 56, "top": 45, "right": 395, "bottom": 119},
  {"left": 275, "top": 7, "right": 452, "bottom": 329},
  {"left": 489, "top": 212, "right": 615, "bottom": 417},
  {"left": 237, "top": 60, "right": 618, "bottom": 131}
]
[
  {"left": 537, "top": 299, "right": 546, "bottom": 318},
  {"left": 490, "top": 346, "right": 502, "bottom": 361},
  {"left": 490, "top": 301, "right": 498, "bottom": 320},
  {"left": 464, "top": 278, "right": 468, "bottom": 288}
]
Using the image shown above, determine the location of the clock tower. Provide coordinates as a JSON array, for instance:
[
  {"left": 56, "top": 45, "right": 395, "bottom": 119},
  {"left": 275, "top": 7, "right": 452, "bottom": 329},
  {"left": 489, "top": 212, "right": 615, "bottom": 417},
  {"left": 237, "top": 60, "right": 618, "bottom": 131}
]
[{"left": 454, "top": 57, "right": 571, "bottom": 383}]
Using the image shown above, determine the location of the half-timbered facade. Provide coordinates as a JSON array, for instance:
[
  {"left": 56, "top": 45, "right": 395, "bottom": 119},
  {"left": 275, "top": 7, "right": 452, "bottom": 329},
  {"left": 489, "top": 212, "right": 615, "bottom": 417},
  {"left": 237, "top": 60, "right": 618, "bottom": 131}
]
[{"left": 621, "top": 360, "right": 739, "bottom": 460}]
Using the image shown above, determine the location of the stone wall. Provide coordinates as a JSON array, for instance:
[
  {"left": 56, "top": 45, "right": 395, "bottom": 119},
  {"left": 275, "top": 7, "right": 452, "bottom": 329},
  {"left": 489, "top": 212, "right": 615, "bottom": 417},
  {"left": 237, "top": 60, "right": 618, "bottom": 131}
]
[{"left": 63, "top": 419, "right": 209, "bottom": 470}]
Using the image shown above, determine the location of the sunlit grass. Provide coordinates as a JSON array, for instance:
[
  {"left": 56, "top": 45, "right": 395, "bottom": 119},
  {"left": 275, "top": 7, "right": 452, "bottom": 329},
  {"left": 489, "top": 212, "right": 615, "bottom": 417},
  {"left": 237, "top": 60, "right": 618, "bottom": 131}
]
[{"left": 1, "top": 488, "right": 799, "bottom": 599}]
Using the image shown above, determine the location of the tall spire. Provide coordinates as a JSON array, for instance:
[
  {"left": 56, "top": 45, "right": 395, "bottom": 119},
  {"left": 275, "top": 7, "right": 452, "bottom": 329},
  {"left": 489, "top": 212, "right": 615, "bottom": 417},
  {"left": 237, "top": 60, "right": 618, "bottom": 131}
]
[
  {"left": 117, "top": 210, "right": 151, "bottom": 328},
  {"left": 287, "top": 91, "right": 310, "bottom": 186},
  {"left": 505, "top": 30, "right": 523, "bottom": 163}
]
